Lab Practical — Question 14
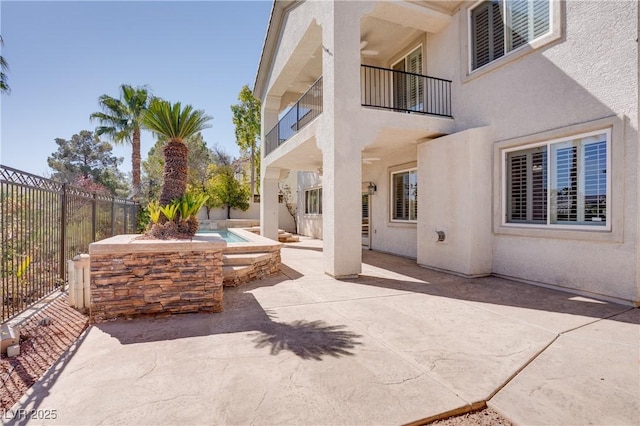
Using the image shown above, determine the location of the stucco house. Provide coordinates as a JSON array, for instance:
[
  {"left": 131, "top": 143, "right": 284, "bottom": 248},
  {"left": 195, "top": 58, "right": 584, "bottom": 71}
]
[{"left": 253, "top": 0, "right": 639, "bottom": 306}]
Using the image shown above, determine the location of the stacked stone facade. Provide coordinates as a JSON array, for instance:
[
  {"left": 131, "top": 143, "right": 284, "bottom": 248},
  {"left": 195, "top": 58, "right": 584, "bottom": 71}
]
[{"left": 89, "top": 235, "right": 225, "bottom": 321}]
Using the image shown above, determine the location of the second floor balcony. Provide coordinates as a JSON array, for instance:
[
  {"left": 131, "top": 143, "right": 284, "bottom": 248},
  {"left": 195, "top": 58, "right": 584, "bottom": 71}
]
[
  {"left": 265, "top": 77, "right": 323, "bottom": 157},
  {"left": 265, "top": 66, "right": 452, "bottom": 157},
  {"left": 360, "top": 65, "right": 452, "bottom": 118}
]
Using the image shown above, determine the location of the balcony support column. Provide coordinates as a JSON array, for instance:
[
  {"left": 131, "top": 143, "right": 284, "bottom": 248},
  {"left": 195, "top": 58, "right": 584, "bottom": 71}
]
[
  {"left": 317, "top": 1, "right": 368, "bottom": 278},
  {"left": 260, "top": 167, "right": 281, "bottom": 242}
]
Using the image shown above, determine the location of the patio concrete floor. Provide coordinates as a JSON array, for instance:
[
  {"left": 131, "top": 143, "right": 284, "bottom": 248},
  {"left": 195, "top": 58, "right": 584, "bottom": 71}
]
[{"left": 8, "top": 238, "right": 640, "bottom": 425}]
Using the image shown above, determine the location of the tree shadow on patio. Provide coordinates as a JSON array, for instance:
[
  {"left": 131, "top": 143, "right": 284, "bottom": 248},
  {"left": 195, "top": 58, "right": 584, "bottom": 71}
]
[
  {"left": 95, "top": 271, "right": 363, "bottom": 360},
  {"left": 252, "top": 319, "right": 361, "bottom": 360}
]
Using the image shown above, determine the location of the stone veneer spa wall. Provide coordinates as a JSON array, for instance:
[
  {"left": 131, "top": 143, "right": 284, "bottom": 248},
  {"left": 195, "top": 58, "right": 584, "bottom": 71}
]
[{"left": 88, "top": 234, "right": 226, "bottom": 321}]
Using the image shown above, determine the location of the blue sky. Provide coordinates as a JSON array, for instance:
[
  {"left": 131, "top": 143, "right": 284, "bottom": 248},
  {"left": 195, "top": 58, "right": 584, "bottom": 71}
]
[{"left": 0, "top": 0, "right": 272, "bottom": 177}]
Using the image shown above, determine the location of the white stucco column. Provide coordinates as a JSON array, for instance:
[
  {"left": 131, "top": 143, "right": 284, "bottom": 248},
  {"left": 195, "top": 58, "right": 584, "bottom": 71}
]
[
  {"left": 261, "top": 167, "right": 280, "bottom": 241},
  {"left": 317, "top": 1, "right": 364, "bottom": 278},
  {"left": 260, "top": 97, "right": 281, "bottom": 242}
]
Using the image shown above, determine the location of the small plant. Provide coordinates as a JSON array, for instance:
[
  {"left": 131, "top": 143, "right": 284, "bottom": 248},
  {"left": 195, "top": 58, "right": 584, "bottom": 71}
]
[
  {"left": 159, "top": 203, "right": 179, "bottom": 222},
  {"left": 148, "top": 200, "right": 161, "bottom": 224},
  {"left": 137, "top": 204, "right": 151, "bottom": 233},
  {"left": 143, "top": 192, "right": 208, "bottom": 239},
  {"left": 177, "top": 193, "right": 209, "bottom": 221}
]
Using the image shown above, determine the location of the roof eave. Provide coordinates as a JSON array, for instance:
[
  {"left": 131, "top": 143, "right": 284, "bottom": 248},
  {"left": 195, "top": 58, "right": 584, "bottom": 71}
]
[{"left": 253, "top": 1, "right": 293, "bottom": 102}]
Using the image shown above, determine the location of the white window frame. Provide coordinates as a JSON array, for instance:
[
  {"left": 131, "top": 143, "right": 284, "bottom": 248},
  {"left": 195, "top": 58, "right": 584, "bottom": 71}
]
[
  {"left": 501, "top": 128, "right": 611, "bottom": 231},
  {"left": 467, "top": 0, "right": 554, "bottom": 74},
  {"left": 390, "top": 168, "right": 418, "bottom": 223},
  {"left": 304, "top": 187, "right": 322, "bottom": 216}
]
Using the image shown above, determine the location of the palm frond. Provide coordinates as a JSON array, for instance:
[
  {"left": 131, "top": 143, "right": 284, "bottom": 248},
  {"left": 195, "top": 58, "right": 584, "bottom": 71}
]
[
  {"left": 90, "top": 85, "right": 151, "bottom": 144},
  {"left": 142, "top": 99, "right": 212, "bottom": 142}
]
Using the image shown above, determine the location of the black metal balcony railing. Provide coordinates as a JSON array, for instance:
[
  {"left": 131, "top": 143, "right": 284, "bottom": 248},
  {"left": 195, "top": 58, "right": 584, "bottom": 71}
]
[
  {"left": 265, "top": 77, "right": 323, "bottom": 156},
  {"left": 264, "top": 67, "right": 451, "bottom": 156},
  {"left": 361, "top": 65, "right": 452, "bottom": 117}
]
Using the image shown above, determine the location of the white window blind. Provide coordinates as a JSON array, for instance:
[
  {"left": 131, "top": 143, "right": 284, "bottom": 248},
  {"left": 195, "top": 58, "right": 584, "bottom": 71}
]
[
  {"left": 583, "top": 141, "right": 607, "bottom": 223},
  {"left": 471, "top": 0, "right": 550, "bottom": 71},
  {"left": 392, "top": 169, "right": 417, "bottom": 221},
  {"left": 393, "top": 47, "right": 423, "bottom": 111},
  {"left": 505, "top": 131, "right": 608, "bottom": 228},
  {"left": 472, "top": 0, "right": 504, "bottom": 69},
  {"left": 551, "top": 137, "right": 607, "bottom": 225},
  {"left": 407, "top": 48, "right": 424, "bottom": 111},
  {"left": 507, "top": 147, "right": 547, "bottom": 223}
]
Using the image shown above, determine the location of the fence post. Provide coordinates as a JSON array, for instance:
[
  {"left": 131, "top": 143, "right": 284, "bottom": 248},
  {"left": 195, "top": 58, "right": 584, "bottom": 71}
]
[
  {"left": 123, "top": 201, "right": 128, "bottom": 234},
  {"left": 59, "top": 183, "right": 67, "bottom": 283},
  {"left": 111, "top": 196, "right": 116, "bottom": 237},
  {"left": 92, "top": 193, "right": 97, "bottom": 242}
]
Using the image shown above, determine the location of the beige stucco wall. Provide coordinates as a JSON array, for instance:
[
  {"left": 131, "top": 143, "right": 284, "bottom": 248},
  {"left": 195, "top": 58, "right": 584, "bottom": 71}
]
[
  {"left": 365, "top": 148, "right": 419, "bottom": 259},
  {"left": 259, "top": 0, "right": 638, "bottom": 303},
  {"left": 417, "top": 127, "right": 493, "bottom": 276},
  {"left": 424, "top": 0, "right": 639, "bottom": 303},
  {"left": 197, "top": 203, "right": 296, "bottom": 233}
]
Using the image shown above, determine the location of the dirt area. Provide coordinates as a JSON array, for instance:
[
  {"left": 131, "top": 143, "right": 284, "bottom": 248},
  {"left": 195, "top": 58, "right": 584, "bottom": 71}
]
[
  {"left": 427, "top": 407, "right": 515, "bottom": 425},
  {"left": 0, "top": 293, "right": 88, "bottom": 414}
]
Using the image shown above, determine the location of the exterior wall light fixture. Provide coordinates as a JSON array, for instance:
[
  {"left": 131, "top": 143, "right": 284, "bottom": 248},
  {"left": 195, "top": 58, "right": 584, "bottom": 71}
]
[{"left": 367, "top": 182, "right": 377, "bottom": 195}]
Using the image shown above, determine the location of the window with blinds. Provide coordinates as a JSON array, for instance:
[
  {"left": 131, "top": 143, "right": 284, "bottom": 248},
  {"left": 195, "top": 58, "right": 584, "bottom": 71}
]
[
  {"left": 392, "top": 169, "right": 417, "bottom": 222},
  {"left": 393, "top": 47, "right": 423, "bottom": 111},
  {"left": 550, "top": 137, "right": 607, "bottom": 225},
  {"left": 505, "top": 131, "right": 609, "bottom": 228},
  {"left": 304, "top": 188, "right": 322, "bottom": 215},
  {"left": 471, "top": 0, "right": 550, "bottom": 71},
  {"left": 506, "top": 147, "right": 547, "bottom": 223}
]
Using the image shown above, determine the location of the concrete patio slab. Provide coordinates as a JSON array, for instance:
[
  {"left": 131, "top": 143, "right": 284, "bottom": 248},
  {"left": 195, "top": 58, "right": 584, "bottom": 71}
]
[
  {"left": 490, "top": 308, "right": 640, "bottom": 426},
  {"left": 324, "top": 293, "right": 556, "bottom": 403},
  {"left": 6, "top": 238, "right": 638, "bottom": 425}
]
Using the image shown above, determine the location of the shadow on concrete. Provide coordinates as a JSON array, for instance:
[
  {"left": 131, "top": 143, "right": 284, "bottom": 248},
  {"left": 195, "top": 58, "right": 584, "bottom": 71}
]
[
  {"left": 279, "top": 264, "right": 305, "bottom": 280},
  {"left": 355, "top": 250, "right": 638, "bottom": 324},
  {"left": 95, "top": 272, "right": 362, "bottom": 360},
  {"left": 253, "top": 320, "right": 361, "bottom": 360},
  {"left": 8, "top": 327, "right": 90, "bottom": 426}
]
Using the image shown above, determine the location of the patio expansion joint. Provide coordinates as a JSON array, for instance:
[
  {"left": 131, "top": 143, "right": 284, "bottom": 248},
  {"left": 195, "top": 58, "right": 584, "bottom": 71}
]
[
  {"left": 553, "top": 307, "right": 639, "bottom": 346},
  {"left": 484, "top": 306, "right": 637, "bottom": 403},
  {"left": 485, "top": 334, "right": 560, "bottom": 402},
  {"left": 555, "top": 307, "right": 637, "bottom": 335}
]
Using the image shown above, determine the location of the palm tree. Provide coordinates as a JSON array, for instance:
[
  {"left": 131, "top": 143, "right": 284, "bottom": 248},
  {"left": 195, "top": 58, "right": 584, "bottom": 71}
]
[
  {"left": 141, "top": 99, "right": 212, "bottom": 205},
  {"left": 90, "top": 84, "right": 150, "bottom": 199},
  {"left": 1, "top": 36, "right": 10, "bottom": 94}
]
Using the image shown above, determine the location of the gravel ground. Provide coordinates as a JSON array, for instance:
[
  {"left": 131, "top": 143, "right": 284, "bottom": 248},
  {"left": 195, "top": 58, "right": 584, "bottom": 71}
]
[
  {"left": 428, "top": 407, "right": 515, "bottom": 425},
  {"left": 1, "top": 293, "right": 88, "bottom": 414}
]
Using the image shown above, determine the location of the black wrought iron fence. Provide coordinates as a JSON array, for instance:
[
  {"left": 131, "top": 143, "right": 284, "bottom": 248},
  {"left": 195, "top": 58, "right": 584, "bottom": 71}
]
[{"left": 0, "top": 165, "right": 138, "bottom": 322}]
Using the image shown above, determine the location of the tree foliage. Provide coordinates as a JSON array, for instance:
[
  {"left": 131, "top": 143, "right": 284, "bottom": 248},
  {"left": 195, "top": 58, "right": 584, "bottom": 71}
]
[
  {"left": 47, "top": 130, "right": 129, "bottom": 196},
  {"left": 230, "top": 85, "right": 261, "bottom": 196},
  {"left": 1, "top": 35, "right": 10, "bottom": 94},
  {"left": 141, "top": 99, "right": 212, "bottom": 206},
  {"left": 90, "top": 84, "right": 150, "bottom": 199},
  {"left": 205, "top": 163, "right": 250, "bottom": 220}
]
